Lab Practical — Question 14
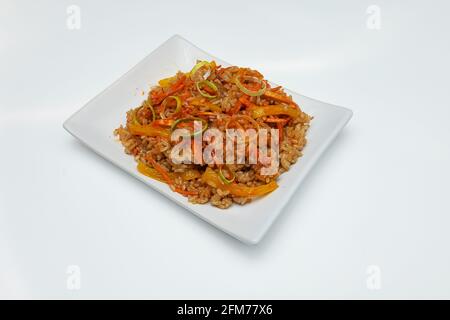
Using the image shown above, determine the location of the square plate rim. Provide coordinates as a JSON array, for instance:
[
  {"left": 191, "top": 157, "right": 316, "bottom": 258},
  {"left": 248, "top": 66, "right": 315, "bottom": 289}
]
[{"left": 63, "top": 34, "right": 353, "bottom": 245}]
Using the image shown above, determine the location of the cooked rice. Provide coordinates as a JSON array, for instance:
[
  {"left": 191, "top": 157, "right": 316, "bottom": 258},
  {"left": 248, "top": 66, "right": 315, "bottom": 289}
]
[{"left": 114, "top": 61, "right": 311, "bottom": 209}]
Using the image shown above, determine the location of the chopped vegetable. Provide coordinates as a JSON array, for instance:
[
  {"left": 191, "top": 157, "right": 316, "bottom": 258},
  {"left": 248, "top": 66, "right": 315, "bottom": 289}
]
[
  {"left": 160, "top": 95, "right": 182, "bottom": 119},
  {"left": 218, "top": 166, "right": 235, "bottom": 185},
  {"left": 190, "top": 61, "right": 211, "bottom": 80},
  {"left": 229, "top": 99, "right": 242, "bottom": 114},
  {"left": 170, "top": 117, "right": 208, "bottom": 136},
  {"left": 137, "top": 161, "right": 166, "bottom": 182},
  {"left": 151, "top": 119, "right": 175, "bottom": 127},
  {"left": 158, "top": 75, "right": 177, "bottom": 88},
  {"left": 190, "top": 97, "right": 222, "bottom": 112},
  {"left": 128, "top": 123, "right": 170, "bottom": 138},
  {"left": 225, "top": 114, "right": 260, "bottom": 131},
  {"left": 180, "top": 169, "right": 201, "bottom": 181},
  {"left": 196, "top": 80, "right": 219, "bottom": 98},
  {"left": 251, "top": 105, "right": 300, "bottom": 119},
  {"left": 152, "top": 75, "right": 186, "bottom": 105},
  {"left": 133, "top": 102, "right": 156, "bottom": 125},
  {"left": 264, "top": 117, "right": 290, "bottom": 124},
  {"left": 238, "top": 96, "right": 257, "bottom": 109},
  {"left": 235, "top": 75, "right": 266, "bottom": 96},
  {"left": 138, "top": 161, "right": 200, "bottom": 182},
  {"left": 277, "top": 122, "right": 284, "bottom": 143},
  {"left": 201, "top": 167, "right": 278, "bottom": 197},
  {"left": 263, "top": 90, "right": 298, "bottom": 107},
  {"left": 141, "top": 158, "right": 198, "bottom": 196}
]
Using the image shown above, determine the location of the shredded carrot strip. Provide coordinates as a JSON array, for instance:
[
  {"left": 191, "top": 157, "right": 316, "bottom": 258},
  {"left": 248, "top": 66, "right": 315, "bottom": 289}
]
[
  {"left": 229, "top": 99, "right": 242, "bottom": 114},
  {"left": 277, "top": 122, "right": 284, "bottom": 143},
  {"left": 153, "top": 75, "right": 186, "bottom": 104},
  {"left": 196, "top": 111, "right": 217, "bottom": 116},
  {"left": 146, "top": 155, "right": 198, "bottom": 196},
  {"left": 152, "top": 119, "right": 175, "bottom": 127},
  {"left": 264, "top": 117, "right": 289, "bottom": 124},
  {"left": 174, "top": 187, "right": 198, "bottom": 196},
  {"left": 146, "top": 156, "right": 174, "bottom": 185},
  {"left": 238, "top": 96, "right": 256, "bottom": 109},
  {"left": 263, "top": 90, "right": 298, "bottom": 107}
]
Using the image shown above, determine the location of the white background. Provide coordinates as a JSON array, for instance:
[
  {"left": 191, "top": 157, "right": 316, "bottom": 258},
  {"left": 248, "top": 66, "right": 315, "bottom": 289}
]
[{"left": 1, "top": 0, "right": 449, "bottom": 299}]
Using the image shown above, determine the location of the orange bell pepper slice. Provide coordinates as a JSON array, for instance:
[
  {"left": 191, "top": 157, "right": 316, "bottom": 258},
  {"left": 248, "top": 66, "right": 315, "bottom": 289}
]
[
  {"left": 251, "top": 105, "right": 300, "bottom": 119},
  {"left": 189, "top": 97, "right": 222, "bottom": 112},
  {"left": 128, "top": 123, "right": 171, "bottom": 138},
  {"left": 263, "top": 90, "right": 298, "bottom": 107},
  {"left": 137, "top": 161, "right": 199, "bottom": 196},
  {"left": 201, "top": 167, "right": 278, "bottom": 197}
]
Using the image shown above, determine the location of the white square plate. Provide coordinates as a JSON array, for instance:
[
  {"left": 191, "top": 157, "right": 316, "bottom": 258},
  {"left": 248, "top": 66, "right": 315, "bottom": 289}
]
[{"left": 63, "top": 35, "right": 352, "bottom": 244}]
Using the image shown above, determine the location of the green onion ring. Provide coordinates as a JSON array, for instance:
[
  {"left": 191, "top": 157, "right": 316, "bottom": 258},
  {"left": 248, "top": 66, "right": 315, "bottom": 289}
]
[
  {"left": 190, "top": 61, "right": 210, "bottom": 80},
  {"left": 145, "top": 101, "right": 157, "bottom": 122},
  {"left": 170, "top": 117, "right": 208, "bottom": 137},
  {"left": 133, "top": 102, "right": 156, "bottom": 125},
  {"left": 235, "top": 75, "right": 267, "bottom": 97},
  {"left": 218, "top": 167, "right": 235, "bottom": 185},
  {"left": 196, "top": 80, "right": 218, "bottom": 99},
  {"left": 160, "top": 96, "right": 181, "bottom": 119}
]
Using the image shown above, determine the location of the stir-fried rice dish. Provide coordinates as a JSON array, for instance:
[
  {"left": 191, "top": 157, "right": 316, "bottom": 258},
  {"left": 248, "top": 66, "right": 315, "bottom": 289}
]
[{"left": 114, "top": 61, "right": 312, "bottom": 209}]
